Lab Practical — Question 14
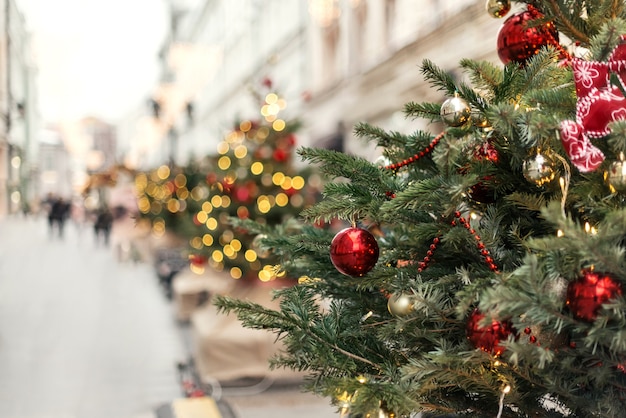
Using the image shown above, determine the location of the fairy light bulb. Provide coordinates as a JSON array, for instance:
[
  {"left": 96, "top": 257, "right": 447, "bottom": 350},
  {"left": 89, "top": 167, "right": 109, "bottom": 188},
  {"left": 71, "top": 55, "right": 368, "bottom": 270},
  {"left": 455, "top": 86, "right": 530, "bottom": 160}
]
[{"left": 497, "top": 385, "right": 512, "bottom": 418}]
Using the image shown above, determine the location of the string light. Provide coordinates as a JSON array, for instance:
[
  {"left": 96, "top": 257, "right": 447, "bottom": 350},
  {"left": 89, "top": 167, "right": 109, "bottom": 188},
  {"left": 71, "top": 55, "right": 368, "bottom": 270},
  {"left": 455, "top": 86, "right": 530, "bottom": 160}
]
[
  {"left": 156, "top": 165, "right": 170, "bottom": 180},
  {"left": 584, "top": 221, "right": 598, "bottom": 235},
  {"left": 230, "top": 267, "right": 243, "bottom": 279},
  {"left": 202, "top": 234, "right": 214, "bottom": 246},
  {"left": 497, "top": 385, "right": 511, "bottom": 418},
  {"left": 190, "top": 264, "right": 205, "bottom": 275}
]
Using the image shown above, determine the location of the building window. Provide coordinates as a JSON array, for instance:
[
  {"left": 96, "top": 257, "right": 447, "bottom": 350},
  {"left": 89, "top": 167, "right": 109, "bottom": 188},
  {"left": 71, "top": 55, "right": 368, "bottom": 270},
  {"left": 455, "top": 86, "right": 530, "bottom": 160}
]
[
  {"left": 384, "top": 0, "right": 396, "bottom": 49},
  {"left": 322, "top": 21, "right": 340, "bottom": 83},
  {"left": 349, "top": 0, "right": 367, "bottom": 72}
]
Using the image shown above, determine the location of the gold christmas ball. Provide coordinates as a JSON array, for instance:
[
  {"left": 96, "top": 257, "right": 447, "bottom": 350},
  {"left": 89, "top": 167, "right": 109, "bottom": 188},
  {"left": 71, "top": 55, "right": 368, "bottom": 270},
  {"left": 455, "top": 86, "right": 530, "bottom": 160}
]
[
  {"left": 387, "top": 292, "right": 414, "bottom": 317},
  {"left": 440, "top": 95, "right": 471, "bottom": 127},
  {"left": 486, "top": 0, "right": 511, "bottom": 18},
  {"left": 471, "top": 109, "right": 490, "bottom": 128},
  {"left": 522, "top": 150, "right": 556, "bottom": 186},
  {"left": 604, "top": 160, "right": 626, "bottom": 193},
  {"left": 251, "top": 234, "right": 272, "bottom": 258}
]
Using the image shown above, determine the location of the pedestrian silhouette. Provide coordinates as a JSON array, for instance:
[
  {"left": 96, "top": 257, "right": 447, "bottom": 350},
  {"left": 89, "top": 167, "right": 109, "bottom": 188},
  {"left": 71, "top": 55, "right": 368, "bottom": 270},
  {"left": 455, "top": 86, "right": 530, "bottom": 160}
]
[
  {"left": 94, "top": 207, "right": 113, "bottom": 246},
  {"left": 48, "top": 197, "right": 70, "bottom": 238}
]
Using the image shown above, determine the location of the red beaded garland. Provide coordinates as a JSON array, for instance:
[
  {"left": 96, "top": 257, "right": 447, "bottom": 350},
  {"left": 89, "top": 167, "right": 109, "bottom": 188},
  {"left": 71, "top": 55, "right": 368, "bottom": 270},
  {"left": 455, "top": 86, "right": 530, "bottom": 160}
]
[
  {"left": 330, "top": 227, "right": 380, "bottom": 277},
  {"left": 417, "top": 236, "right": 441, "bottom": 273},
  {"left": 383, "top": 132, "right": 444, "bottom": 171},
  {"left": 454, "top": 212, "right": 499, "bottom": 272}
]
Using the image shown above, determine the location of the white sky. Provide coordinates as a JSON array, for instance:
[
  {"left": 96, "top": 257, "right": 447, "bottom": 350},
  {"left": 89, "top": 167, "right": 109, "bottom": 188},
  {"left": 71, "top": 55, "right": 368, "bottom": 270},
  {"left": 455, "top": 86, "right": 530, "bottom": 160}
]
[{"left": 16, "top": 0, "right": 170, "bottom": 124}]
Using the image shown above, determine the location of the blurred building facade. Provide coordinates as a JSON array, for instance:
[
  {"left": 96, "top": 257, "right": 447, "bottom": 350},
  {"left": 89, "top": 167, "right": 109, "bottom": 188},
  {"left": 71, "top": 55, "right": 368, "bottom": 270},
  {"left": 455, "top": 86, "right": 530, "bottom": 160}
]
[
  {"left": 37, "top": 126, "right": 72, "bottom": 200},
  {"left": 120, "top": 0, "right": 506, "bottom": 170},
  {"left": 0, "top": 0, "right": 39, "bottom": 217}
]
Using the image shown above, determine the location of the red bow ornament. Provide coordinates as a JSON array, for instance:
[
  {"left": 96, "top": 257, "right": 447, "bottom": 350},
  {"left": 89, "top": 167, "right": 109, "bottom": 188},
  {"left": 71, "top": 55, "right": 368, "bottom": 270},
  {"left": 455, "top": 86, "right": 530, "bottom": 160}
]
[{"left": 560, "top": 36, "right": 626, "bottom": 172}]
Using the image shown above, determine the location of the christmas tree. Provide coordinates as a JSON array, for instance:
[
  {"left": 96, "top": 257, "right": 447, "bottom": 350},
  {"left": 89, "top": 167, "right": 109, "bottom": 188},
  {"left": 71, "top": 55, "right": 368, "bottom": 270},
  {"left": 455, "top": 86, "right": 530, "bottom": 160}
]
[
  {"left": 136, "top": 86, "right": 320, "bottom": 282},
  {"left": 215, "top": 2, "right": 626, "bottom": 417}
]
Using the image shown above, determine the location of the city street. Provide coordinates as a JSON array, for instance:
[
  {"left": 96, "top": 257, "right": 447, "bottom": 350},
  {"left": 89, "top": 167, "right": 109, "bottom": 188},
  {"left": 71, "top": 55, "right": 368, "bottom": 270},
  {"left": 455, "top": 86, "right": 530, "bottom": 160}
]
[{"left": 0, "top": 215, "right": 335, "bottom": 418}]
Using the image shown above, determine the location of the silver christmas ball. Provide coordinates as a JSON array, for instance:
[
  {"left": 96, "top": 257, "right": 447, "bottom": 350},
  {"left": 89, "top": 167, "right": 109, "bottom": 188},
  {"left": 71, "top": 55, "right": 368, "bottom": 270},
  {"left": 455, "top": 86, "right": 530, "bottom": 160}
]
[
  {"left": 251, "top": 234, "right": 272, "bottom": 258},
  {"left": 522, "top": 151, "right": 556, "bottom": 186},
  {"left": 604, "top": 160, "right": 626, "bottom": 193},
  {"left": 440, "top": 96, "right": 471, "bottom": 127},
  {"left": 373, "top": 155, "right": 392, "bottom": 168}
]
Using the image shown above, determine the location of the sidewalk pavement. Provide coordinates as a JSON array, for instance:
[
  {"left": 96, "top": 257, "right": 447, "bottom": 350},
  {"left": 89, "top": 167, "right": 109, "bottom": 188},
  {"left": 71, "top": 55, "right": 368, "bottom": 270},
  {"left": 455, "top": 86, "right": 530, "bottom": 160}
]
[{"left": 0, "top": 215, "right": 336, "bottom": 418}]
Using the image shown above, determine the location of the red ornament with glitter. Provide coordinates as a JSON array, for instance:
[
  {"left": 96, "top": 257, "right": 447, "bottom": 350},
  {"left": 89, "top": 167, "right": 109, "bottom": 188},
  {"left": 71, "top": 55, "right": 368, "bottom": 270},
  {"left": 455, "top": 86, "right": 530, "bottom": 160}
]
[
  {"left": 496, "top": 7, "right": 558, "bottom": 66},
  {"left": 566, "top": 270, "right": 622, "bottom": 322},
  {"left": 329, "top": 227, "right": 379, "bottom": 277},
  {"left": 466, "top": 309, "right": 516, "bottom": 356}
]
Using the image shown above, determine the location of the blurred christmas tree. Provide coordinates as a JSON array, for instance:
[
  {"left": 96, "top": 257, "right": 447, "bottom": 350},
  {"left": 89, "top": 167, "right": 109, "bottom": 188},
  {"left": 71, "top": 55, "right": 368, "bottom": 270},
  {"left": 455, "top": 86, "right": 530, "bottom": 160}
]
[
  {"left": 215, "top": 2, "right": 626, "bottom": 417},
  {"left": 136, "top": 84, "right": 321, "bottom": 282}
]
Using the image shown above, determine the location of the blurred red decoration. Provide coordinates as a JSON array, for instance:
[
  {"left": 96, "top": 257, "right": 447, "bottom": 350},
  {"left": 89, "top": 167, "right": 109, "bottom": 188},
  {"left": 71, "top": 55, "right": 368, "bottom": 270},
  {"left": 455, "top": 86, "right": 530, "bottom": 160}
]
[
  {"left": 273, "top": 148, "right": 288, "bottom": 162},
  {"left": 284, "top": 187, "right": 298, "bottom": 197},
  {"left": 466, "top": 309, "right": 516, "bottom": 356},
  {"left": 234, "top": 186, "right": 250, "bottom": 203},
  {"left": 262, "top": 77, "right": 273, "bottom": 89},
  {"left": 189, "top": 254, "right": 207, "bottom": 266},
  {"left": 566, "top": 270, "right": 622, "bottom": 322},
  {"left": 497, "top": 7, "right": 558, "bottom": 66},
  {"left": 330, "top": 227, "right": 379, "bottom": 277},
  {"left": 206, "top": 172, "right": 218, "bottom": 185}
]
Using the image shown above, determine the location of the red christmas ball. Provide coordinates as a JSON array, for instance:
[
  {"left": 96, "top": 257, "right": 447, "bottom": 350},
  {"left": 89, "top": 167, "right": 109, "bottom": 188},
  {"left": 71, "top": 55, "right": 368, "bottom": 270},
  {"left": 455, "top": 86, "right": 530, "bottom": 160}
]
[
  {"left": 469, "top": 176, "right": 496, "bottom": 204},
  {"left": 474, "top": 140, "right": 499, "bottom": 163},
  {"left": 466, "top": 309, "right": 516, "bottom": 356},
  {"left": 566, "top": 270, "right": 622, "bottom": 322},
  {"left": 497, "top": 7, "right": 558, "bottom": 65},
  {"left": 329, "top": 227, "right": 379, "bottom": 277}
]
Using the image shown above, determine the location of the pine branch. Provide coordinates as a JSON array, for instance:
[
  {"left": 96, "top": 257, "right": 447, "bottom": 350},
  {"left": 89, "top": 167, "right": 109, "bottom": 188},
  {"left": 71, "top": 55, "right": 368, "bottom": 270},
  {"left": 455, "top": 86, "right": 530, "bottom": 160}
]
[{"left": 546, "top": 0, "right": 591, "bottom": 45}]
